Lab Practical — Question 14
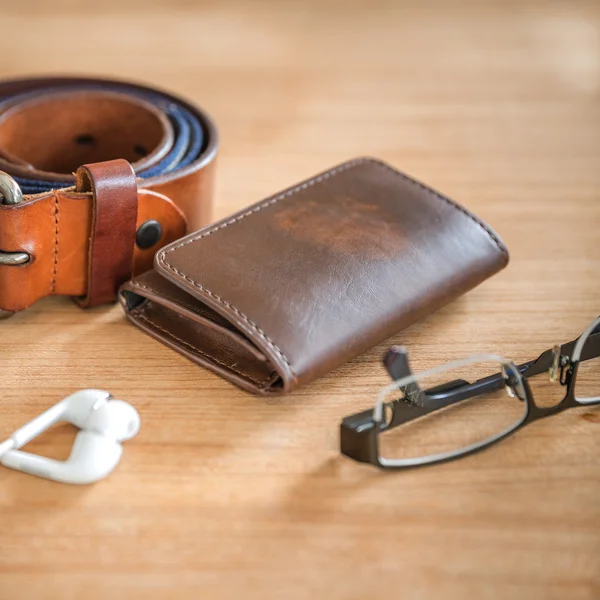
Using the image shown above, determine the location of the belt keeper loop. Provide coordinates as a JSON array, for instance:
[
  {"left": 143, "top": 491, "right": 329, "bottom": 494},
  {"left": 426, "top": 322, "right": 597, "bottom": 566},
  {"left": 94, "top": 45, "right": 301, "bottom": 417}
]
[{"left": 75, "top": 159, "right": 138, "bottom": 308}]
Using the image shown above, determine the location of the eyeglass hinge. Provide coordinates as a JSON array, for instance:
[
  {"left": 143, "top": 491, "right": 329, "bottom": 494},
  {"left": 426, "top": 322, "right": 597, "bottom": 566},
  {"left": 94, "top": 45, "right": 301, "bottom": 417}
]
[{"left": 559, "top": 359, "right": 572, "bottom": 386}]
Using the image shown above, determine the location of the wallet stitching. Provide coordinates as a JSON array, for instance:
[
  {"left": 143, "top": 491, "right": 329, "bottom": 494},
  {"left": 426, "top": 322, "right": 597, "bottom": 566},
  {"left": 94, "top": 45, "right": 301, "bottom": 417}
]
[
  {"left": 367, "top": 160, "right": 509, "bottom": 264},
  {"left": 158, "top": 156, "right": 508, "bottom": 384},
  {"left": 160, "top": 156, "right": 507, "bottom": 264},
  {"left": 131, "top": 282, "right": 221, "bottom": 321},
  {"left": 132, "top": 308, "right": 274, "bottom": 388},
  {"left": 153, "top": 266, "right": 296, "bottom": 383},
  {"left": 130, "top": 281, "right": 270, "bottom": 364},
  {"left": 161, "top": 158, "right": 367, "bottom": 254}
]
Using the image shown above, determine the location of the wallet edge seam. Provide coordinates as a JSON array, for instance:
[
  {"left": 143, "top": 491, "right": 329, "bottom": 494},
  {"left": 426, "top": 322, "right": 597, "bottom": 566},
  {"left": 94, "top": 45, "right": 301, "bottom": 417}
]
[{"left": 131, "top": 305, "right": 277, "bottom": 390}]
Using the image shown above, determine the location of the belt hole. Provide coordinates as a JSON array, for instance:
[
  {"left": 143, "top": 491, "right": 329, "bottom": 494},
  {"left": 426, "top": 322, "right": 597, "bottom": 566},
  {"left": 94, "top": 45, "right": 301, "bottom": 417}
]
[
  {"left": 134, "top": 144, "right": 147, "bottom": 157},
  {"left": 74, "top": 134, "right": 95, "bottom": 146}
]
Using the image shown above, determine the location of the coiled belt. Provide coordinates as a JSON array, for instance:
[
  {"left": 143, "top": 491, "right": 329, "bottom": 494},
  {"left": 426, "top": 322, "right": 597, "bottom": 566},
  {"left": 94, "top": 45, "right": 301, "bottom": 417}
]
[{"left": 0, "top": 77, "right": 218, "bottom": 317}]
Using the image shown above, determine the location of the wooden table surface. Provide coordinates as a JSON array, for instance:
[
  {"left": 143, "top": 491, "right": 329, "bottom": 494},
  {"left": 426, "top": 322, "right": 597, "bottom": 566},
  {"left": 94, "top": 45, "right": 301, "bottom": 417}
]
[{"left": 1, "top": 1, "right": 599, "bottom": 598}]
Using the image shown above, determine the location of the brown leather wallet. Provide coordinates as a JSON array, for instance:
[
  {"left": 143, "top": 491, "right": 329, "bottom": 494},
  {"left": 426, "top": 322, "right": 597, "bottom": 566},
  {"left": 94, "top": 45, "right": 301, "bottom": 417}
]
[
  {"left": 120, "top": 157, "right": 509, "bottom": 395},
  {"left": 0, "top": 77, "right": 218, "bottom": 316}
]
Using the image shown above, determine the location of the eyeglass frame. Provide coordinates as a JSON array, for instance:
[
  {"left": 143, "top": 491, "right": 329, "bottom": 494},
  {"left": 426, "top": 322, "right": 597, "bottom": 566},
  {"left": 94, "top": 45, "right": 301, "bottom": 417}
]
[{"left": 340, "top": 316, "right": 600, "bottom": 470}]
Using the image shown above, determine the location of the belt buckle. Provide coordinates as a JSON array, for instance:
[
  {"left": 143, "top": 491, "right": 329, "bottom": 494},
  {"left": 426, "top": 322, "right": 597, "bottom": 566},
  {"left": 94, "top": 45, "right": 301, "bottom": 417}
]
[{"left": 0, "top": 172, "right": 30, "bottom": 319}]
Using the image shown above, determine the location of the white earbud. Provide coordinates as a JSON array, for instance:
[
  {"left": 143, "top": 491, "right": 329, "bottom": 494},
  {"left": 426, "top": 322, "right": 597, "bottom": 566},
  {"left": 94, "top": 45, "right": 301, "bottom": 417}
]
[{"left": 0, "top": 389, "right": 140, "bottom": 485}]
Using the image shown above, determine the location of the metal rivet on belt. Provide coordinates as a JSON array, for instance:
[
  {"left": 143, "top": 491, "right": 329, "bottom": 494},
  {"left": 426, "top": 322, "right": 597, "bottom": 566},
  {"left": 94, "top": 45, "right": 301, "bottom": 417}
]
[
  {"left": 136, "top": 220, "right": 163, "bottom": 249},
  {"left": 0, "top": 171, "right": 31, "bottom": 269}
]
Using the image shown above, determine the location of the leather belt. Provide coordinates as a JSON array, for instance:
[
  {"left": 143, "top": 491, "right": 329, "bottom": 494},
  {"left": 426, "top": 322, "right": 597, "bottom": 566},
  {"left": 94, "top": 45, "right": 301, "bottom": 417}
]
[{"left": 0, "top": 77, "right": 218, "bottom": 317}]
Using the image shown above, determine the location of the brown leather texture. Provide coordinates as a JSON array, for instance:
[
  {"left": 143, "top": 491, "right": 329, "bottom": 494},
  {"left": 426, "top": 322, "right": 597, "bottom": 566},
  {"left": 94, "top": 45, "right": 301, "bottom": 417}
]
[
  {"left": 0, "top": 77, "right": 218, "bottom": 313},
  {"left": 120, "top": 157, "right": 510, "bottom": 395},
  {"left": 75, "top": 160, "right": 138, "bottom": 307}
]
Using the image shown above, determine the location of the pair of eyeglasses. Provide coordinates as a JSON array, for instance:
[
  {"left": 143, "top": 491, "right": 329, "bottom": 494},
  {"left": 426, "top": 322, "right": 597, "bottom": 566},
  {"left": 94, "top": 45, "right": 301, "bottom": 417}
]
[{"left": 340, "top": 316, "right": 600, "bottom": 470}]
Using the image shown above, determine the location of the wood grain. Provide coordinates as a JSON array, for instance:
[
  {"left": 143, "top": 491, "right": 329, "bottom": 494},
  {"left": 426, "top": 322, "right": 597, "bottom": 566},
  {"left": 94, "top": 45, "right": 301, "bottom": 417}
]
[{"left": 0, "top": 1, "right": 599, "bottom": 598}]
